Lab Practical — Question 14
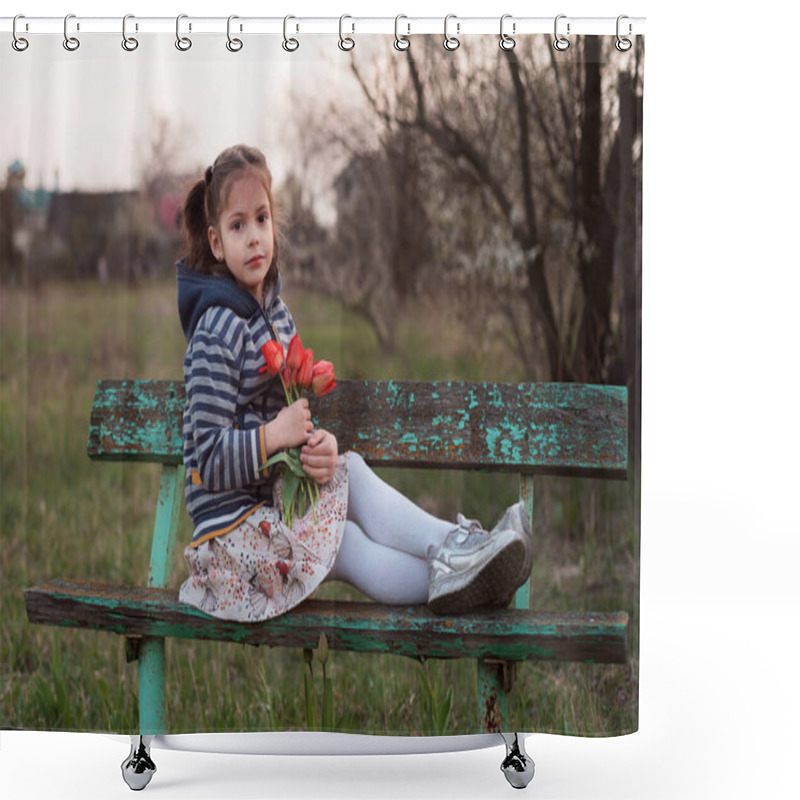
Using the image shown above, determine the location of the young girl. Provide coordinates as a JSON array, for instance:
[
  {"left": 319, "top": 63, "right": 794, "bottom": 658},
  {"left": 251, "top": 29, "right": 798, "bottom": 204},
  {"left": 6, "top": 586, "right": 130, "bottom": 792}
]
[{"left": 177, "top": 144, "right": 532, "bottom": 622}]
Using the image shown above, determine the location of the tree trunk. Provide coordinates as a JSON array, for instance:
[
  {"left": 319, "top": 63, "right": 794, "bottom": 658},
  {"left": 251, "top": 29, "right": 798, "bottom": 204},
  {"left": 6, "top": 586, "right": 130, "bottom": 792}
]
[
  {"left": 504, "top": 50, "right": 569, "bottom": 382},
  {"left": 576, "top": 36, "right": 615, "bottom": 383}
]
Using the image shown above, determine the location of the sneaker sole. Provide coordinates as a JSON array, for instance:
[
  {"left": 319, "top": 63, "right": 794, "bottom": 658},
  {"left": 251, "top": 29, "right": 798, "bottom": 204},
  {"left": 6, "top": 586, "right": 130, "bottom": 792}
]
[
  {"left": 428, "top": 536, "right": 527, "bottom": 615},
  {"left": 493, "top": 505, "right": 533, "bottom": 609}
]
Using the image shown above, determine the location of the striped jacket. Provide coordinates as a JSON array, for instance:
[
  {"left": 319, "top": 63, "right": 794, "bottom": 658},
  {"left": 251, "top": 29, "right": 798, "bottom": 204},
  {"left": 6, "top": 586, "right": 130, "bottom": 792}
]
[{"left": 176, "top": 262, "right": 296, "bottom": 547}]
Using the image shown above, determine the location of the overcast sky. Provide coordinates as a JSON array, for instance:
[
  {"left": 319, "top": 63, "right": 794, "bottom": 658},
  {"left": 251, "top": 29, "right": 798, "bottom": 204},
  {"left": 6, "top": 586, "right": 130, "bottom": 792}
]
[{"left": 1, "top": 30, "right": 360, "bottom": 195}]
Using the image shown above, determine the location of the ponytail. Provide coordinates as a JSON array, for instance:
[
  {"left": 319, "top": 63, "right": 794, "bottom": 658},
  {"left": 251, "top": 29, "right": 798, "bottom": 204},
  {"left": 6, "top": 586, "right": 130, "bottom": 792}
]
[{"left": 182, "top": 178, "right": 216, "bottom": 272}]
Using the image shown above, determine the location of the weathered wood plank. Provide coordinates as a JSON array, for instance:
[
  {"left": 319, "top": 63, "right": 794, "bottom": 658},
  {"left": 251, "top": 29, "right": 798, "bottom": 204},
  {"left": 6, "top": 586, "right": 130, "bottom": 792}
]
[
  {"left": 88, "top": 380, "right": 185, "bottom": 464},
  {"left": 25, "top": 580, "right": 629, "bottom": 664},
  {"left": 88, "top": 379, "right": 628, "bottom": 477},
  {"left": 314, "top": 380, "right": 627, "bottom": 476}
]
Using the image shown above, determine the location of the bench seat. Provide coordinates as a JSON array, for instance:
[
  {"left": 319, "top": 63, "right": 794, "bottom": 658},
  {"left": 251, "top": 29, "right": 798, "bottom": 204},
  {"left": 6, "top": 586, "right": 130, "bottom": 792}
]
[{"left": 25, "top": 579, "right": 628, "bottom": 664}]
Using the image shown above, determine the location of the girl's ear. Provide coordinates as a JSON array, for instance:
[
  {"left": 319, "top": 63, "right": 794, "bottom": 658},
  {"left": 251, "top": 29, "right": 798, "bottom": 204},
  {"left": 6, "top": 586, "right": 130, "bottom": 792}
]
[{"left": 208, "top": 226, "right": 223, "bottom": 262}]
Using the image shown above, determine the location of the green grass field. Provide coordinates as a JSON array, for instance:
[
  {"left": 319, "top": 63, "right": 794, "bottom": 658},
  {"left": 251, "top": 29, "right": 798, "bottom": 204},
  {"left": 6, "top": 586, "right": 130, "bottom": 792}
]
[{"left": 1, "top": 278, "right": 638, "bottom": 736}]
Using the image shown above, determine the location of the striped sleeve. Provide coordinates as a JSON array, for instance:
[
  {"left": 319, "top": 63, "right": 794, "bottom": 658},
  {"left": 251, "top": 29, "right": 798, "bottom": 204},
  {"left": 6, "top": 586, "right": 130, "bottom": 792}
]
[{"left": 185, "top": 317, "right": 265, "bottom": 492}]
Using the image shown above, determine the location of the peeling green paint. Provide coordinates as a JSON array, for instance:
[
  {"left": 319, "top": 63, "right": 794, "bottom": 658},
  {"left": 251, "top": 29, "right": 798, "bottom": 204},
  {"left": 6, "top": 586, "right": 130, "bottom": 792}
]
[
  {"left": 26, "top": 582, "right": 628, "bottom": 664},
  {"left": 90, "top": 379, "right": 628, "bottom": 477}
]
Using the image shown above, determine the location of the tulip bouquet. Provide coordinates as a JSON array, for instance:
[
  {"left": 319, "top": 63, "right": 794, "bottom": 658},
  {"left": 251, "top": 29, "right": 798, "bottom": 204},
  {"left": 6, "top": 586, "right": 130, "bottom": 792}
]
[{"left": 258, "top": 334, "right": 336, "bottom": 528}]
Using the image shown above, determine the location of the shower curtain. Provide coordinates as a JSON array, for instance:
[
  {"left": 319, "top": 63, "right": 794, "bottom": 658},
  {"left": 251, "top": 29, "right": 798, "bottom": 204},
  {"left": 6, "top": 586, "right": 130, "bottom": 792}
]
[{"left": 1, "top": 13, "right": 643, "bottom": 746}]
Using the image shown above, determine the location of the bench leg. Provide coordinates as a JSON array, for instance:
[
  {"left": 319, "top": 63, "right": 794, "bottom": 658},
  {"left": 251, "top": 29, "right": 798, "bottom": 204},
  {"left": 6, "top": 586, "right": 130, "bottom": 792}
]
[
  {"left": 121, "top": 735, "right": 156, "bottom": 791},
  {"left": 138, "top": 637, "right": 166, "bottom": 735},
  {"left": 499, "top": 733, "right": 535, "bottom": 789},
  {"left": 478, "top": 659, "right": 506, "bottom": 731},
  {"left": 121, "top": 636, "right": 165, "bottom": 789},
  {"left": 477, "top": 658, "right": 514, "bottom": 732}
]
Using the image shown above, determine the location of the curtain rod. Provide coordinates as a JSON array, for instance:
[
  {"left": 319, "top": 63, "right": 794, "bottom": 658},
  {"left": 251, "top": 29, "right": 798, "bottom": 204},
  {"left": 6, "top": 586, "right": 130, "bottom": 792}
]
[{"left": 2, "top": 15, "right": 646, "bottom": 37}]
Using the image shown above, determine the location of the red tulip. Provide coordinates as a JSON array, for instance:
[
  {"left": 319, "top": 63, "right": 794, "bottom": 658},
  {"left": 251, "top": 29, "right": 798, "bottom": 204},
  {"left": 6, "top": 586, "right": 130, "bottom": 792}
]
[
  {"left": 259, "top": 340, "right": 284, "bottom": 375},
  {"left": 298, "top": 349, "right": 314, "bottom": 390},
  {"left": 286, "top": 334, "right": 304, "bottom": 370},
  {"left": 311, "top": 360, "right": 336, "bottom": 396},
  {"left": 284, "top": 334, "right": 307, "bottom": 391}
]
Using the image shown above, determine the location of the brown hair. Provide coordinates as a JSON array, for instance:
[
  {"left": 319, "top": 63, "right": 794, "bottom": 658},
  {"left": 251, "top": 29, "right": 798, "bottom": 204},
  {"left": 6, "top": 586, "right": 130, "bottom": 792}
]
[{"left": 182, "top": 144, "right": 279, "bottom": 289}]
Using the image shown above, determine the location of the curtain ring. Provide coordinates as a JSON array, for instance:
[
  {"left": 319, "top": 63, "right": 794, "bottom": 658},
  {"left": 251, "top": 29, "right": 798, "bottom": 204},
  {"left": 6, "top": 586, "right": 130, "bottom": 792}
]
[
  {"left": 63, "top": 13, "right": 80, "bottom": 51},
  {"left": 122, "top": 14, "right": 139, "bottom": 51},
  {"left": 616, "top": 15, "right": 632, "bottom": 52},
  {"left": 226, "top": 15, "right": 243, "bottom": 52},
  {"left": 12, "top": 15, "right": 29, "bottom": 52},
  {"left": 394, "top": 15, "right": 410, "bottom": 51},
  {"left": 553, "top": 14, "right": 570, "bottom": 51},
  {"left": 282, "top": 15, "right": 299, "bottom": 52},
  {"left": 443, "top": 14, "right": 460, "bottom": 51},
  {"left": 338, "top": 14, "right": 355, "bottom": 51},
  {"left": 499, "top": 14, "right": 516, "bottom": 51},
  {"left": 176, "top": 14, "right": 192, "bottom": 51}
]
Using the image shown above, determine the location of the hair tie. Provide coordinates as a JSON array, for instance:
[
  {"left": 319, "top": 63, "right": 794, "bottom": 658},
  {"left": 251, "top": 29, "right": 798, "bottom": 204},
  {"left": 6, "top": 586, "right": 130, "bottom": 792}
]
[{"left": 205, "top": 166, "right": 214, "bottom": 185}]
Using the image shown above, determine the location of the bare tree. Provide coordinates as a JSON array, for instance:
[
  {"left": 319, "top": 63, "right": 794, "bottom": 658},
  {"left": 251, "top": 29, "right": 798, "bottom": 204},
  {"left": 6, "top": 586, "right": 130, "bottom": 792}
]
[
  {"left": 350, "top": 36, "right": 643, "bottom": 384},
  {"left": 281, "top": 49, "right": 434, "bottom": 356}
]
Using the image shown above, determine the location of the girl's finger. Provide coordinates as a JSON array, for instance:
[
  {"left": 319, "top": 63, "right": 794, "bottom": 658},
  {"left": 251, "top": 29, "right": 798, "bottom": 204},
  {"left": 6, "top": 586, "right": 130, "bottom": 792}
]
[
  {"left": 303, "top": 466, "right": 332, "bottom": 484},
  {"left": 308, "top": 429, "right": 326, "bottom": 447}
]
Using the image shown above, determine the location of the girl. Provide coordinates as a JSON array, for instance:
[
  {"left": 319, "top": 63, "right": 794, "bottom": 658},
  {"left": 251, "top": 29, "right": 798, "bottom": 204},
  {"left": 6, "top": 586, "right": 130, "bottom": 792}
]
[{"left": 177, "top": 144, "right": 532, "bottom": 622}]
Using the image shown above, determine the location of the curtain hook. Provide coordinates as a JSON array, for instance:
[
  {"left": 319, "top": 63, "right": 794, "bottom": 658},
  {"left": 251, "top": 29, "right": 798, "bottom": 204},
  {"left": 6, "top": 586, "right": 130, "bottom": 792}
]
[
  {"left": 176, "top": 14, "right": 192, "bottom": 51},
  {"left": 226, "top": 15, "right": 243, "bottom": 52},
  {"left": 616, "top": 15, "right": 632, "bottom": 51},
  {"left": 499, "top": 14, "right": 516, "bottom": 51},
  {"left": 122, "top": 14, "right": 139, "bottom": 51},
  {"left": 338, "top": 14, "right": 355, "bottom": 51},
  {"left": 394, "top": 15, "right": 410, "bottom": 51},
  {"left": 553, "top": 14, "right": 570, "bottom": 51},
  {"left": 443, "top": 14, "right": 460, "bottom": 51},
  {"left": 282, "top": 15, "right": 299, "bottom": 52},
  {"left": 12, "top": 15, "right": 29, "bottom": 52},
  {"left": 63, "top": 13, "right": 80, "bottom": 51}
]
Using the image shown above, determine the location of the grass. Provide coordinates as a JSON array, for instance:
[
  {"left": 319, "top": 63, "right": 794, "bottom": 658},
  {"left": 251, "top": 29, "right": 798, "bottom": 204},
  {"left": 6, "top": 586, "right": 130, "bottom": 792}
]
[{"left": 0, "top": 277, "right": 639, "bottom": 737}]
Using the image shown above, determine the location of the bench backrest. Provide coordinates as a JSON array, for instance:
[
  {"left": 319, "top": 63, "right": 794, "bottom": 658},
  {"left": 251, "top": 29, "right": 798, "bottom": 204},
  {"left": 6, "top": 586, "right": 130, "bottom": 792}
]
[{"left": 88, "top": 379, "right": 628, "bottom": 478}]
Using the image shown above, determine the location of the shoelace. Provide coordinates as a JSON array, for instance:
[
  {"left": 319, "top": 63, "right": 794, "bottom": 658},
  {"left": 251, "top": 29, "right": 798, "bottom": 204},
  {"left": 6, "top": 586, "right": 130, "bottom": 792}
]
[
  {"left": 450, "top": 515, "right": 487, "bottom": 545},
  {"left": 456, "top": 513, "right": 484, "bottom": 532}
]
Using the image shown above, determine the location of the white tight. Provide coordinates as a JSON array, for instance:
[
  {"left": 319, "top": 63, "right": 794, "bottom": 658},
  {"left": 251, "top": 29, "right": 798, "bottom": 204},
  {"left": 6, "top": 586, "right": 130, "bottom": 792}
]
[{"left": 324, "top": 453, "right": 453, "bottom": 604}]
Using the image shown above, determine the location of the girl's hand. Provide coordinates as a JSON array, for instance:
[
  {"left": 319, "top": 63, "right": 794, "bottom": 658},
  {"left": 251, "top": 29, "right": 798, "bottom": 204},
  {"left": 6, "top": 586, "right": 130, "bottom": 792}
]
[
  {"left": 300, "top": 429, "right": 338, "bottom": 485},
  {"left": 265, "top": 398, "right": 313, "bottom": 453}
]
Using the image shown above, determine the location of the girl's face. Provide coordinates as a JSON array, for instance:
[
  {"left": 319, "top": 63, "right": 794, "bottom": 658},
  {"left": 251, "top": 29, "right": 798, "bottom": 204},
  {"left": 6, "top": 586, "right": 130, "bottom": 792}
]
[{"left": 208, "top": 171, "right": 274, "bottom": 304}]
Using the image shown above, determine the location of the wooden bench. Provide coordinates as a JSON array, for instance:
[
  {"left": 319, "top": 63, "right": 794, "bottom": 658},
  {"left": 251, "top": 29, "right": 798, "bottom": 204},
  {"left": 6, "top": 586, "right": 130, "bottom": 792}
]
[{"left": 25, "top": 378, "right": 629, "bottom": 790}]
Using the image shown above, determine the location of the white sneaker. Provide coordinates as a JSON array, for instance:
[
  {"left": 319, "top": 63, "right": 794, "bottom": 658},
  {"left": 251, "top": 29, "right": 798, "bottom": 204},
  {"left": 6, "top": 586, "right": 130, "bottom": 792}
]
[
  {"left": 490, "top": 502, "right": 533, "bottom": 609},
  {"left": 457, "top": 502, "right": 533, "bottom": 600},
  {"left": 427, "top": 506, "right": 531, "bottom": 615}
]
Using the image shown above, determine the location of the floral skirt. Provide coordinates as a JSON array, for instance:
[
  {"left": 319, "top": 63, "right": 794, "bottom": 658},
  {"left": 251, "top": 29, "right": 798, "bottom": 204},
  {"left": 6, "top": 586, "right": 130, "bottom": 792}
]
[{"left": 179, "top": 455, "right": 350, "bottom": 622}]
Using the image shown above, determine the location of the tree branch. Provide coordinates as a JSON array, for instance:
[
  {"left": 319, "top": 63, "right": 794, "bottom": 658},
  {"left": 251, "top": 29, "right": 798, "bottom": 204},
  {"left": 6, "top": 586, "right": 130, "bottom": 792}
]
[
  {"left": 405, "top": 51, "right": 513, "bottom": 224},
  {"left": 503, "top": 50, "right": 536, "bottom": 244},
  {"left": 350, "top": 59, "right": 393, "bottom": 127}
]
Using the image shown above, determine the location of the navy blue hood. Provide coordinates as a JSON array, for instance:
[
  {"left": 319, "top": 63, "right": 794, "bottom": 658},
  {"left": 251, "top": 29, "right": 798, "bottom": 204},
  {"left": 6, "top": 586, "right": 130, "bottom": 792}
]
[{"left": 176, "top": 261, "right": 281, "bottom": 342}]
